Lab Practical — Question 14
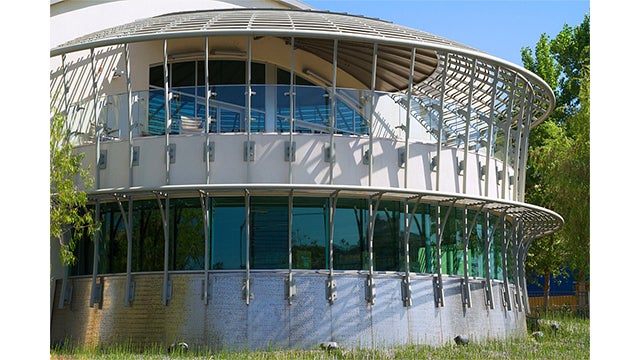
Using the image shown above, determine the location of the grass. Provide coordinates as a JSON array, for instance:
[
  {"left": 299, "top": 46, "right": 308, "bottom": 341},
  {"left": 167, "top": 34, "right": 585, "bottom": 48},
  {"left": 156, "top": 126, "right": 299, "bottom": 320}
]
[{"left": 50, "top": 314, "right": 589, "bottom": 359}]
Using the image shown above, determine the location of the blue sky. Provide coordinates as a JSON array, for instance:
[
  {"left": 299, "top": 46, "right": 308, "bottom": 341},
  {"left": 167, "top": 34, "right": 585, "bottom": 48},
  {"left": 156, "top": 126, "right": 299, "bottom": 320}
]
[{"left": 303, "top": 0, "right": 590, "bottom": 66}]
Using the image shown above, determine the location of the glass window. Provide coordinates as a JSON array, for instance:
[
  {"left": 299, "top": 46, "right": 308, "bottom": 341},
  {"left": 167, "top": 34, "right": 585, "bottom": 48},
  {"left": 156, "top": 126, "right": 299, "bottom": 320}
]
[
  {"left": 170, "top": 198, "right": 204, "bottom": 271},
  {"left": 250, "top": 197, "right": 288, "bottom": 269},
  {"left": 441, "top": 206, "right": 463, "bottom": 276},
  {"left": 373, "top": 201, "right": 402, "bottom": 272},
  {"left": 292, "top": 197, "right": 328, "bottom": 270},
  {"left": 131, "top": 200, "right": 166, "bottom": 272},
  {"left": 97, "top": 203, "right": 128, "bottom": 274},
  {"left": 211, "top": 197, "right": 245, "bottom": 270},
  {"left": 333, "top": 199, "right": 368, "bottom": 270},
  {"left": 407, "top": 203, "right": 434, "bottom": 274}
]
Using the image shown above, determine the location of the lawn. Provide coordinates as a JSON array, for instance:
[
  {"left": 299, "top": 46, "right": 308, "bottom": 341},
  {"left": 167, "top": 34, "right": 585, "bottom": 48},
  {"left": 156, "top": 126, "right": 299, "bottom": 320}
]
[{"left": 50, "top": 314, "right": 589, "bottom": 359}]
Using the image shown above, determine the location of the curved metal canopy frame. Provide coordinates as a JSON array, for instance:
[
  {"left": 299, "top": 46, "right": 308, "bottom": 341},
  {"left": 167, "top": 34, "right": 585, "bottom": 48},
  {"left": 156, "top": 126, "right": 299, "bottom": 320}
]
[
  {"left": 50, "top": 8, "right": 555, "bottom": 128},
  {"left": 87, "top": 183, "right": 563, "bottom": 241}
]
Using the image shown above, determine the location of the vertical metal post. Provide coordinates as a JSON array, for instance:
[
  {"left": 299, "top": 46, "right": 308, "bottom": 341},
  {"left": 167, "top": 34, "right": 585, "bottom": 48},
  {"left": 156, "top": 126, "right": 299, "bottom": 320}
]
[
  {"left": 483, "top": 65, "right": 499, "bottom": 197},
  {"left": 90, "top": 202, "right": 101, "bottom": 307},
  {"left": 366, "top": 193, "right": 382, "bottom": 305},
  {"left": 205, "top": 37, "right": 211, "bottom": 184},
  {"left": 287, "top": 191, "right": 295, "bottom": 304},
  {"left": 329, "top": 40, "right": 338, "bottom": 185},
  {"left": 403, "top": 48, "right": 416, "bottom": 189},
  {"left": 163, "top": 40, "right": 171, "bottom": 185},
  {"left": 326, "top": 191, "right": 339, "bottom": 304},
  {"left": 114, "top": 195, "right": 133, "bottom": 306},
  {"left": 434, "top": 200, "right": 456, "bottom": 307},
  {"left": 403, "top": 196, "right": 422, "bottom": 307},
  {"left": 155, "top": 192, "right": 171, "bottom": 305},
  {"left": 511, "top": 83, "right": 527, "bottom": 201},
  {"left": 461, "top": 206, "right": 471, "bottom": 308},
  {"left": 244, "top": 190, "right": 251, "bottom": 305},
  {"left": 368, "top": 44, "right": 378, "bottom": 186},
  {"left": 483, "top": 212, "right": 495, "bottom": 309},
  {"left": 500, "top": 213, "right": 512, "bottom": 311},
  {"left": 435, "top": 53, "right": 449, "bottom": 191},
  {"left": 518, "top": 87, "right": 534, "bottom": 202},
  {"left": 61, "top": 53, "right": 69, "bottom": 114},
  {"left": 125, "top": 44, "right": 133, "bottom": 188},
  {"left": 462, "top": 59, "right": 477, "bottom": 194},
  {"left": 90, "top": 48, "right": 100, "bottom": 190},
  {"left": 500, "top": 73, "right": 518, "bottom": 199},
  {"left": 288, "top": 37, "right": 295, "bottom": 184},
  {"left": 245, "top": 37, "right": 253, "bottom": 182},
  {"left": 199, "top": 191, "right": 210, "bottom": 305}
]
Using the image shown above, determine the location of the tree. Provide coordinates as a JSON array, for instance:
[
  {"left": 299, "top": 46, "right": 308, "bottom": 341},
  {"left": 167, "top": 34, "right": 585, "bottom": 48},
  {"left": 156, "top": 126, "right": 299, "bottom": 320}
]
[
  {"left": 50, "top": 110, "right": 96, "bottom": 266},
  {"left": 521, "top": 14, "right": 590, "bottom": 311}
]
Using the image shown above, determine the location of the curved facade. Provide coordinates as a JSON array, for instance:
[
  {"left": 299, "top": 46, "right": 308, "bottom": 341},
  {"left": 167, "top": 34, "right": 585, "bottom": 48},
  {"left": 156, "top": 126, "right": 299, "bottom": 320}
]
[{"left": 49, "top": 0, "right": 562, "bottom": 350}]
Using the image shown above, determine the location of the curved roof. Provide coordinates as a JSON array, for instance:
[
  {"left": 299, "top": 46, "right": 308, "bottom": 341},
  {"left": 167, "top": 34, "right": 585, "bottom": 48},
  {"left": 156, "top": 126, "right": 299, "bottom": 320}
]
[{"left": 50, "top": 8, "right": 555, "bottom": 128}]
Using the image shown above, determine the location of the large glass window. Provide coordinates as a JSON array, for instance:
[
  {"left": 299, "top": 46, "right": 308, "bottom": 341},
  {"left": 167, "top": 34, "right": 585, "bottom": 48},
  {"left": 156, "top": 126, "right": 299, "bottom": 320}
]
[
  {"left": 333, "top": 199, "right": 368, "bottom": 270},
  {"left": 250, "top": 197, "right": 288, "bottom": 269},
  {"left": 407, "top": 203, "right": 435, "bottom": 274},
  {"left": 292, "top": 197, "right": 328, "bottom": 270},
  {"left": 169, "top": 198, "right": 204, "bottom": 270},
  {"left": 98, "top": 203, "right": 127, "bottom": 274},
  {"left": 373, "top": 201, "right": 402, "bottom": 272},
  {"left": 211, "top": 197, "right": 245, "bottom": 270}
]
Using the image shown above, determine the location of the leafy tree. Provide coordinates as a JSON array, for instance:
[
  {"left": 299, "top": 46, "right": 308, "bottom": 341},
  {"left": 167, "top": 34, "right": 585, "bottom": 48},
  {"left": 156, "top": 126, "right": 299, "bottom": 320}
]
[
  {"left": 521, "top": 14, "right": 590, "bottom": 310},
  {"left": 50, "top": 111, "right": 96, "bottom": 266}
]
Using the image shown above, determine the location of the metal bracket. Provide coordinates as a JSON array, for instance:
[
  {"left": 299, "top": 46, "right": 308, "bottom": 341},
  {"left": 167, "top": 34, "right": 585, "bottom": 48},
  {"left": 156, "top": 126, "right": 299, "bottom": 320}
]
[
  {"left": 324, "top": 143, "right": 335, "bottom": 163},
  {"left": 90, "top": 277, "right": 104, "bottom": 308},
  {"left": 132, "top": 146, "right": 140, "bottom": 166},
  {"left": 201, "top": 278, "right": 210, "bottom": 302},
  {"left": 325, "top": 276, "right": 337, "bottom": 304},
  {"left": 244, "top": 141, "right": 255, "bottom": 162},
  {"left": 483, "top": 280, "right": 494, "bottom": 309},
  {"left": 398, "top": 147, "right": 406, "bottom": 168},
  {"left": 364, "top": 275, "right": 376, "bottom": 305},
  {"left": 430, "top": 155, "right": 438, "bottom": 171},
  {"left": 203, "top": 142, "right": 215, "bottom": 162},
  {"left": 362, "top": 148, "right": 371, "bottom": 165},
  {"left": 460, "top": 278, "right": 471, "bottom": 308},
  {"left": 285, "top": 275, "right": 297, "bottom": 304},
  {"left": 99, "top": 150, "right": 107, "bottom": 169},
  {"left": 401, "top": 275, "right": 412, "bottom": 307},
  {"left": 126, "top": 280, "right": 136, "bottom": 305},
  {"left": 242, "top": 277, "right": 254, "bottom": 302},
  {"left": 168, "top": 143, "right": 176, "bottom": 164},
  {"left": 433, "top": 276, "right": 444, "bottom": 308},
  {"left": 285, "top": 141, "right": 296, "bottom": 162}
]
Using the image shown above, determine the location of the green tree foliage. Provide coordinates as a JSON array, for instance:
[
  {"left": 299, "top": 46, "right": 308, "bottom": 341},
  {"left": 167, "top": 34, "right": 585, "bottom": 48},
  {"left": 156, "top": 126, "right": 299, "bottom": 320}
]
[
  {"left": 50, "top": 111, "right": 96, "bottom": 266},
  {"left": 521, "top": 14, "right": 590, "bottom": 304}
]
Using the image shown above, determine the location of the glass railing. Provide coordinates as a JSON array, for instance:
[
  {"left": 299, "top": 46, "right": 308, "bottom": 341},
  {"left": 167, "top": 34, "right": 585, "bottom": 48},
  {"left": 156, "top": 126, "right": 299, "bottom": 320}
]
[{"left": 63, "top": 84, "right": 505, "bottom": 160}]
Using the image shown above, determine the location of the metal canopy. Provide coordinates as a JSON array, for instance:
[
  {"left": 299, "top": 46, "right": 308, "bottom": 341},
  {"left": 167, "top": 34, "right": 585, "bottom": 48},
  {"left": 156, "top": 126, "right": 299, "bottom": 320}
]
[{"left": 87, "top": 183, "right": 563, "bottom": 241}]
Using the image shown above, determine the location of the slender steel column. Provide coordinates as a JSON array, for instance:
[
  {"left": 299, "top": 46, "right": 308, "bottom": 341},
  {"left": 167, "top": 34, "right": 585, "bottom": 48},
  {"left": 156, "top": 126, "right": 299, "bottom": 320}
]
[
  {"left": 483, "top": 65, "right": 500, "bottom": 197},
  {"left": 461, "top": 206, "right": 471, "bottom": 309},
  {"left": 500, "top": 213, "right": 512, "bottom": 311},
  {"left": 435, "top": 53, "right": 449, "bottom": 191},
  {"left": 288, "top": 37, "right": 295, "bottom": 184},
  {"left": 244, "top": 190, "right": 251, "bottom": 305},
  {"left": 402, "top": 196, "right": 422, "bottom": 307},
  {"left": 58, "top": 53, "right": 70, "bottom": 310},
  {"left": 366, "top": 192, "right": 383, "bottom": 305},
  {"left": 114, "top": 194, "right": 133, "bottom": 306},
  {"left": 287, "top": 191, "right": 295, "bottom": 305},
  {"left": 329, "top": 40, "right": 338, "bottom": 185},
  {"left": 403, "top": 48, "right": 416, "bottom": 189},
  {"left": 89, "top": 202, "right": 101, "bottom": 307},
  {"left": 511, "top": 81, "right": 527, "bottom": 201},
  {"left": 517, "top": 86, "right": 534, "bottom": 202},
  {"left": 368, "top": 44, "right": 378, "bottom": 186},
  {"left": 155, "top": 192, "right": 171, "bottom": 305},
  {"left": 500, "top": 73, "right": 518, "bottom": 199},
  {"left": 326, "top": 190, "right": 339, "bottom": 304},
  {"left": 163, "top": 40, "right": 171, "bottom": 185},
  {"left": 483, "top": 212, "right": 495, "bottom": 309},
  {"left": 199, "top": 191, "right": 210, "bottom": 305},
  {"left": 462, "top": 59, "right": 477, "bottom": 194},
  {"left": 205, "top": 37, "right": 211, "bottom": 184},
  {"left": 125, "top": 44, "right": 133, "bottom": 187},
  {"left": 434, "top": 200, "right": 456, "bottom": 307},
  {"left": 90, "top": 48, "right": 100, "bottom": 190}
]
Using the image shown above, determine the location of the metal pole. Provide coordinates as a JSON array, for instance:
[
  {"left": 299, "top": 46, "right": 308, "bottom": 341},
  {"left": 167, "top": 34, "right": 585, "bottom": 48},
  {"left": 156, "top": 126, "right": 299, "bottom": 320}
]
[
  {"left": 90, "top": 202, "right": 101, "bottom": 307},
  {"left": 329, "top": 40, "right": 338, "bottom": 185},
  {"left": 500, "top": 73, "right": 518, "bottom": 199},
  {"left": 436, "top": 53, "right": 449, "bottom": 191},
  {"left": 368, "top": 44, "right": 378, "bottom": 186},
  {"left": 462, "top": 59, "right": 477, "bottom": 194},
  {"left": 163, "top": 40, "right": 171, "bottom": 185},
  {"left": 114, "top": 195, "right": 133, "bottom": 306},
  {"left": 245, "top": 190, "right": 251, "bottom": 305},
  {"left": 91, "top": 48, "right": 100, "bottom": 190},
  {"left": 205, "top": 37, "right": 211, "bottom": 184},
  {"left": 484, "top": 65, "right": 499, "bottom": 197},
  {"left": 125, "top": 44, "right": 133, "bottom": 188},
  {"left": 404, "top": 48, "right": 416, "bottom": 189},
  {"left": 288, "top": 37, "right": 295, "bottom": 184}
]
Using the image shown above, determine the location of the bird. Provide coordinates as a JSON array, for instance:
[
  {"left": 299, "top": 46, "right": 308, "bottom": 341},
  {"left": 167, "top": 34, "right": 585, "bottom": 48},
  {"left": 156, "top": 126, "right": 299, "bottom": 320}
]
[
  {"left": 454, "top": 335, "right": 469, "bottom": 346},
  {"left": 550, "top": 322, "right": 559, "bottom": 337},
  {"left": 532, "top": 331, "right": 544, "bottom": 341}
]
